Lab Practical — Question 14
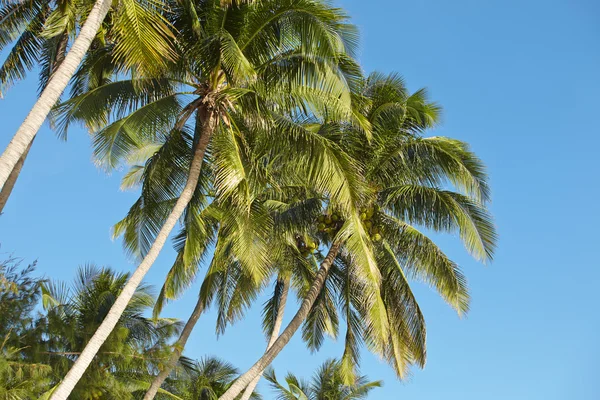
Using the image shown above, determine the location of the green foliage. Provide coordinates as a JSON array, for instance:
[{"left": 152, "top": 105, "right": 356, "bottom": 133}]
[
  {"left": 162, "top": 356, "right": 261, "bottom": 400},
  {"left": 0, "top": 257, "right": 43, "bottom": 339},
  {"left": 3, "top": 0, "right": 497, "bottom": 393},
  {"left": 0, "top": 256, "right": 270, "bottom": 399},
  {"left": 0, "top": 0, "right": 176, "bottom": 97},
  {"left": 264, "top": 359, "right": 382, "bottom": 400}
]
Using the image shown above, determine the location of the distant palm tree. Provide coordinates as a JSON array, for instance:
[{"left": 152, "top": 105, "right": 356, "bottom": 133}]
[
  {"left": 38, "top": 264, "right": 182, "bottom": 400},
  {"left": 163, "top": 356, "right": 261, "bottom": 400},
  {"left": 219, "top": 73, "right": 496, "bottom": 400},
  {"left": 0, "top": 0, "right": 176, "bottom": 212},
  {"left": 264, "top": 359, "right": 381, "bottom": 400}
]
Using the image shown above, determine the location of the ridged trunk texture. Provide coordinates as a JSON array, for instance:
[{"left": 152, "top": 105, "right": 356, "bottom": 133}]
[
  {"left": 218, "top": 243, "right": 342, "bottom": 400},
  {"left": 48, "top": 107, "right": 217, "bottom": 400}
]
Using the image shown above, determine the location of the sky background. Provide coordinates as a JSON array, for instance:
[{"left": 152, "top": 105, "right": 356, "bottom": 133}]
[{"left": 1, "top": 0, "right": 599, "bottom": 399}]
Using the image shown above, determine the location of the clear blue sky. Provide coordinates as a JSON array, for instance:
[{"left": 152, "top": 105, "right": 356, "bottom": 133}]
[{"left": 1, "top": 0, "right": 599, "bottom": 399}]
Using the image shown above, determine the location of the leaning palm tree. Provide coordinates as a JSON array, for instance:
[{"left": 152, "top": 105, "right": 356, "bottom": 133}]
[
  {"left": 264, "top": 359, "right": 381, "bottom": 400},
  {"left": 219, "top": 73, "right": 496, "bottom": 400},
  {"left": 0, "top": 0, "right": 176, "bottom": 210},
  {"left": 49, "top": 1, "right": 364, "bottom": 398}
]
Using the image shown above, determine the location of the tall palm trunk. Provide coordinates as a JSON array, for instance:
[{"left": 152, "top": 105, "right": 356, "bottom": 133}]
[
  {"left": 143, "top": 295, "right": 206, "bottom": 400},
  {"left": 0, "top": 0, "right": 112, "bottom": 192},
  {"left": 239, "top": 276, "right": 290, "bottom": 400},
  {"left": 0, "top": 32, "right": 69, "bottom": 214},
  {"left": 48, "top": 107, "right": 218, "bottom": 400},
  {"left": 219, "top": 242, "right": 342, "bottom": 400}
]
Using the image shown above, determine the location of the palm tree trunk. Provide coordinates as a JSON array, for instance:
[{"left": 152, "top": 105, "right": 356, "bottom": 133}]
[
  {"left": 218, "top": 242, "right": 342, "bottom": 400},
  {"left": 48, "top": 107, "right": 218, "bottom": 400},
  {"left": 0, "top": 31, "right": 69, "bottom": 214},
  {"left": 239, "top": 276, "right": 290, "bottom": 400},
  {"left": 143, "top": 295, "right": 206, "bottom": 400},
  {"left": 0, "top": 140, "right": 32, "bottom": 214},
  {"left": 0, "top": 0, "right": 112, "bottom": 192}
]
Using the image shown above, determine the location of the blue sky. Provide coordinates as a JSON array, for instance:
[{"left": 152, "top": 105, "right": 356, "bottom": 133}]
[{"left": 1, "top": 0, "right": 599, "bottom": 399}]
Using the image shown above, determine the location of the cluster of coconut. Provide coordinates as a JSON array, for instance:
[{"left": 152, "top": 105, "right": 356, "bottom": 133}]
[
  {"left": 316, "top": 212, "right": 344, "bottom": 236},
  {"left": 296, "top": 235, "right": 319, "bottom": 258},
  {"left": 360, "top": 205, "right": 382, "bottom": 242}
]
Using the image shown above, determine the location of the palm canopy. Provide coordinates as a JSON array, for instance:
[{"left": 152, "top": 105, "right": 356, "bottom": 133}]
[
  {"left": 295, "top": 72, "right": 496, "bottom": 381},
  {"left": 44, "top": 4, "right": 372, "bottom": 394},
  {"left": 264, "top": 359, "right": 381, "bottom": 400},
  {"left": 54, "top": 0, "right": 368, "bottom": 202},
  {"left": 234, "top": 72, "right": 496, "bottom": 384},
  {"left": 0, "top": 0, "right": 176, "bottom": 96},
  {"left": 51, "top": 0, "right": 374, "bottom": 313}
]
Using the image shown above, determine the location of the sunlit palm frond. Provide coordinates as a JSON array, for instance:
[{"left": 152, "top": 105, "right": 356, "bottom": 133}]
[
  {"left": 110, "top": 0, "right": 177, "bottom": 75},
  {"left": 381, "top": 185, "right": 496, "bottom": 261},
  {"left": 381, "top": 214, "right": 470, "bottom": 315}
]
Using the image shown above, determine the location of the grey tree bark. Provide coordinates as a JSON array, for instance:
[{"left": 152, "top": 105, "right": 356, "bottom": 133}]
[
  {"left": 218, "top": 242, "right": 342, "bottom": 400},
  {"left": 48, "top": 108, "right": 217, "bottom": 400},
  {"left": 239, "top": 276, "right": 290, "bottom": 400},
  {"left": 0, "top": 0, "right": 112, "bottom": 193}
]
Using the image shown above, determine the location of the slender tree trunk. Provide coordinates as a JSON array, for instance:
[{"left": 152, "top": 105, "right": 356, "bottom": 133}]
[
  {"left": 0, "top": 0, "right": 112, "bottom": 192},
  {"left": 48, "top": 108, "right": 218, "bottom": 400},
  {"left": 0, "top": 140, "right": 32, "bottom": 214},
  {"left": 0, "top": 31, "right": 69, "bottom": 214},
  {"left": 239, "top": 276, "right": 290, "bottom": 400},
  {"left": 143, "top": 295, "right": 206, "bottom": 400},
  {"left": 219, "top": 242, "right": 342, "bottom": 400}
]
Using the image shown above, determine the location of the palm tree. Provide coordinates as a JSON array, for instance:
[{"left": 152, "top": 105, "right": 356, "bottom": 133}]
[
  {"left": 218, "top": 73, "right": 496, "bottom": 400},
  {"left": 162, "top": 356, "right": 261, "bottom": 400},
  {"left": 36, "top": 264, "right": 182, "bottom": 399},
  {"left": 0, "top": 0, "right": 176, "bottom": 211},
  {"left": 264, "top": 359, "right": 381, "bottom": 400},
  {"left": 49, "top": 1, "right": 364, "bottom": 398}
]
